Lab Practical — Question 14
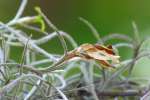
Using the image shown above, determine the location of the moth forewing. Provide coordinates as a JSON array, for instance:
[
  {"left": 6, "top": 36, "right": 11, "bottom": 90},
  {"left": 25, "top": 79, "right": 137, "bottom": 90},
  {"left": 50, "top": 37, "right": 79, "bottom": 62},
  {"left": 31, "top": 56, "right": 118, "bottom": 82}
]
[{"left": 70, "top": 43, "right": 120, "bottom": 69}]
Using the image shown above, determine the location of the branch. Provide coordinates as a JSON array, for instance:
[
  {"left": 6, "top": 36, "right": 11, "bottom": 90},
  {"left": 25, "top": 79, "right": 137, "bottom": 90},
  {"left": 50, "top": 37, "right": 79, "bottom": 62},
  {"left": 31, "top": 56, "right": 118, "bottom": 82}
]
[
  {"left": 96, "top": 90, "right": 145, "bottom": 97},
  {"left": 0, "top": 23, "right": 57, "bottom": 61},
  {"left": 8, "top": 0, "right": 28, "bottom": 25},
  {"left": 79, "top": 17, "right": 101, "bottom": 42},
  {"left": 35, "top": 7, "right": 68, "bottom": 55},
  {"left": 0, "top": 74, "right": 48, "bottom": 96},
  {"left": 100, "top": 33, "right": 133, "bottom": 43},
  {"left": 101, "top": 52, "right": 150, "bottom": 91}
]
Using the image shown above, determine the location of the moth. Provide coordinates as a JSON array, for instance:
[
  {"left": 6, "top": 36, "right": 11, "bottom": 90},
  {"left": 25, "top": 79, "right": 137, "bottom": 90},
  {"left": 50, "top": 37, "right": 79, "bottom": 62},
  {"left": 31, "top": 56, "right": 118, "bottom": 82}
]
[{"left": 67, "top": 43, "right": 120, "bottom": 69}]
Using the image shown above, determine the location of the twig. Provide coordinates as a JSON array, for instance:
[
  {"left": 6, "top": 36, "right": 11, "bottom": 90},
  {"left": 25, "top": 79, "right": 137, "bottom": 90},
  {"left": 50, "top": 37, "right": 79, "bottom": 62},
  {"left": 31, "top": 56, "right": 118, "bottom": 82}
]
[
  {"left": 0, "top": 74, "right": 49, "bottom": 96},
  {"left": 19, "top": 23, "right": 48, "bottom": 35},
  {"left": 55, "top": 87, "right": 69, "bottom": 100},
  {"left": 0, "top": 23, "right": 57, "bottom": 61},
  {"left": 48, "top": 84, "right": 146, "bottom": 98},
  {"left": 26, "top": 49, "right": 30, "bottom": 64},
  {"left": 13, "top": 80, "right": 22, "bottom": 99},
  {"left": 100, "top": 33, "right": 133, "bottom": 43},
  {"left": 132, "top": 21, "right": 140, "bottom": 45},
  {"left": 1, "top": 34, "right": 9, "bottom": 83},
  {"left": 101, "top": 52, "right": 150, "bottom": 91},
  {"left": 1, "top": 31, "right": 78, "bottom": 49},
  {"left": 88, "top": 62, "right": 99, "bottom": 100},
  {"left": 9, "top": 16, "right": 38, "bottom": 26},
  {"left": 19, "top": 35, "right": 31, "bottom": 75},
  {"left": 54, "top": 74, "right": 66, "bottom": 89},
  {"left": 141, "top": 90, "right": 150, "bottom": 100},
  {"left": 0, "top": 63, "right": 42, "bottom": 75},
  {"left": 113, "top": 42, "right": 134, "bottom": 49},
  {"left": 33, "top": 31, "right": 77, "bottom": 48},
  {"left": 30, "top": 59, "right": 51, "bottom": 66},
  {"left": 35, "top": 7, "right": 68, "bottom": 55},
  {"left": 8, "top": 0, "right": 27, "bottom": 24},
  {"left": 24, "top": 74, "right": 47, "bottom": 100},
  {"left": 96, "top": 90, "right": 145, "bottom": 97},
  {"left": 79, "top": 17, "right": 101, "bottom": 42},
  {"left": 23, "top": 79, "right": 47, "bottom": 99},
  {"left": 7, "top": 0, "right": 28, "bottom": 26},
  {"left": 127, "top": 41, "right": 142, "bottom": 78}
]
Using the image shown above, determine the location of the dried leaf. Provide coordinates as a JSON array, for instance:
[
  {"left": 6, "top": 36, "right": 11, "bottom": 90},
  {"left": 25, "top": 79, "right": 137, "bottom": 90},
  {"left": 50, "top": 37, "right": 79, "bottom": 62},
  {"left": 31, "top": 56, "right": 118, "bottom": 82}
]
[{"left": 69, "top": 43, "right": 120, "bottom": 69}]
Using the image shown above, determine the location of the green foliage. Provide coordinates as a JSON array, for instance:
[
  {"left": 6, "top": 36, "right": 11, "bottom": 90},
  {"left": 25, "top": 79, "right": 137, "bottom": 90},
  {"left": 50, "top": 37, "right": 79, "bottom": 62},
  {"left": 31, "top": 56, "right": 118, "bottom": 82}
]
[{"left": 34, "top": 6, "right": 46, "bottom": 32}]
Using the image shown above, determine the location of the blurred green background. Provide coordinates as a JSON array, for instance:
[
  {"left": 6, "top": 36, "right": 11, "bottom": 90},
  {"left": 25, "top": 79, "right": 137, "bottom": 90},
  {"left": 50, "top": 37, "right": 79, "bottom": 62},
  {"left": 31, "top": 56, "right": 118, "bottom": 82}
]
[
  {"left": 1, "top": 0, "right": 149, "bottom": 56},
  {"left": 0, "top": 0, "right": 150, "bottom": 77},
  {"left": 1, "top": 0, "right": 150, "bottom": 43}
]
